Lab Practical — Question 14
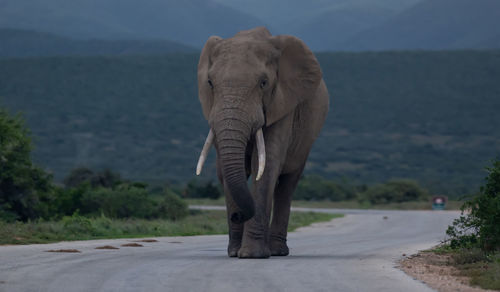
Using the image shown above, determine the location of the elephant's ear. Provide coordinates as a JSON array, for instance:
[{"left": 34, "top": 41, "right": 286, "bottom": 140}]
[
  {"left": 198, "top": 36, "right": 222, "bottom": 120},
  {"left": 265, "top": 35, "right": 322, "bottom": 126}
]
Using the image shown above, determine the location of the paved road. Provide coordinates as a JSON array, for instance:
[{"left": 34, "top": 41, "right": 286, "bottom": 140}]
[{"left": 0, "top": 208, "right": 459, "bottom": 292}]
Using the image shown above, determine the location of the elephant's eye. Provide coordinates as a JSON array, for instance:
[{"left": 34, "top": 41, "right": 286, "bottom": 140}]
[
  {"left": 260, "top": 79, "right": 268, "bottom": 89},
  {"left": 208, "top": 79, "right": 214, "bottom": 89}
]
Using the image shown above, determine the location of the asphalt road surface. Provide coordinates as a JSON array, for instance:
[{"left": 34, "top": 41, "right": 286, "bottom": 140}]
[{"left": 0, "top": 207, "right": 459, "bottom": 292}]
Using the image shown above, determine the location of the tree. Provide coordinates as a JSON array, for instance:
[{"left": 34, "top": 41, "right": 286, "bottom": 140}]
[
  {"left": 63, "top": 167, "right": 94, "bottom": 188},
  {"left": 90, "top": 169, "right": 122, "bottom": 188},
  {"left": 63, "top": 167, "right": 122, "bottom": 189},
  {"left": 447, "top": 158, "right": 500, "bottom": 251},
  {"left": 0, "top": 109, "right": 53, "bottom": 221}
]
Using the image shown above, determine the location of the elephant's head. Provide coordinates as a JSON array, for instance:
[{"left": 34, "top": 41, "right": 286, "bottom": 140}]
[{"left": 196, "top": 27, "right": 322, "bottom": 223}]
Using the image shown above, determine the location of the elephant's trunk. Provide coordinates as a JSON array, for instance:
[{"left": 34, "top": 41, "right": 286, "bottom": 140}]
[{"left": 214, "top": 111, "right": 255, "bottom": 223}]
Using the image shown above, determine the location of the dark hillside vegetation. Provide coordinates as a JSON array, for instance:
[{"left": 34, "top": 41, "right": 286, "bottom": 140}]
[
  {"left": 315, "top": 50, "right": 500, "bottom": 196},
  {"left": 1, "top": 50, "right": 499, "bottom": 197}
]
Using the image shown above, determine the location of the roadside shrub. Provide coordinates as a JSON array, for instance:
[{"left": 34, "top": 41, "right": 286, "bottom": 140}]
[
  {"left": 62, "top": 211, "right": 95, "bottom": 235},
  {"left": 446, "top": 158, "right": 500, "bottom": 251},
  {"left": 90, "top": 215, "right": 114, "bottom": 234},
  {"left": 184, "top": 179, "right": 222, "bottom": 199},
  {"left": 157, "top": 190, "right": 188, "bottom": 220},
  {"left": 80, "top": 185, "right": 155, "bottom": 219},
  {"left": 53, "top": 169, "right": 189, "bottom": 220},
  {"left": 293, "top": 175, "right": 356, "bottom": 201},
  {"left": 58, "top": 183, "right": 189, "bottom": 220},
  {"left": 452, "top": 248, "right": 488, "bottom": 265},
  {"left": 360, "top": 179, "right": 430, "bottom": 204}
]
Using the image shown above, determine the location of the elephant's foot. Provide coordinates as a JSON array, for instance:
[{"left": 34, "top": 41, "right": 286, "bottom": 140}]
[
  {"left": 227, "top": 241, "right": 241, "bottom": 257},
  {"left": 237, "top": 240, "right": 270, "bottom": 259},
  {"left": 270, "top": 236, "right": 289, "bottom": 256}
]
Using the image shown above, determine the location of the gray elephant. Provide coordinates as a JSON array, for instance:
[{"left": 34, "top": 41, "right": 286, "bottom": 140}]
[{"left": 195, "top": 27, "right": 329, "bottom": 258}]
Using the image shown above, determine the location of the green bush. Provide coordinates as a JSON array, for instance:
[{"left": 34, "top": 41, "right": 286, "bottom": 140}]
[
  {"left": 53, "top": 183, "right": 189, "bottom": 220},
  {"left": 451, "top": 248, "right": 488, "bottom": 265},
  {"left": 50, "top": 184, "right": 89, "bottom": 218},
  {"left": 446, "top": 158, "right": 500, "bottom": 251},
  {"left": 184, "top": 179, "right": 222, "bottom": 199},
  {"left": 52, "top": 167, "right": 189, "bottom": 221},
  {"left": 360, "top": 179, "right": 430, "bottom": 204},
  {"left": 62, "top": 211, "right": 96, "bottom": 235},
  {"left": 0, "top": 108, "right": 54, "bottom": 221},
  {"left": 80, "top": 185, "right": 156, "bottom": 219},
  {"left": 293, "top": 175, "right": 356, "bottom": 201},
  {"left": 157, "top": 190, "right": 188, "bottom": 220}
]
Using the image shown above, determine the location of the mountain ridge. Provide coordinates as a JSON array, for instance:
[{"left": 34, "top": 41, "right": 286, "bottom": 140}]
[
  {"left": 0, "top": 28, "right": 196, "bottom": 57},
  {"left": 1, "top": 0, "right": 499, "bottom": 51},
  {"left": 0, "top": 0, "right": 266, "bottom": 47},
  {"left": 342, "top": 0, "right": 500, "bottom": 50}
]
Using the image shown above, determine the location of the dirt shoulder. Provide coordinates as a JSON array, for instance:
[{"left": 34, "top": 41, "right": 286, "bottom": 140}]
[{"left": 399, "top": 251, "right": 496, "bottom": 292}]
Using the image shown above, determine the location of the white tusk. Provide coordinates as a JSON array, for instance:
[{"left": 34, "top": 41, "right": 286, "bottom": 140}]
[
  {"left": 196, "top": 129, "right": 214, "bottom": 175},
  {"left": 255, "top": 128, "right": 266, "bottom": 181}
]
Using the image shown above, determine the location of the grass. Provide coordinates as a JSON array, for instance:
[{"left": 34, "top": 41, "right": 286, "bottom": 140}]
[
  {"left": 185, "top": 198, "right": 463, "bottom": 210},
  {"left": 431, "top": 246, "right": 500, "bottom": 290},
  {"left": 462, "top": 254, "right": 500, "bottom": 290},
  {"left": 0, "top": 210, "right": 342, "bottom": 245}
]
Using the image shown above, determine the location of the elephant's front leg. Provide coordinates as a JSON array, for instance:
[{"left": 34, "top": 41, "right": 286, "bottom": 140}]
[
  {"left": 224, "top": 182, "right": 244, "bottom": 257},
  {"left": 217, "top": 159, "right": 245, "bottom": 257},
  {"left": 237, "top": 162, "right": 278, "bottom": 258}
]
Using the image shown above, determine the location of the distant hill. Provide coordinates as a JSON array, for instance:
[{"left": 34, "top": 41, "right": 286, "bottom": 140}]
[
  {"left": 475, "top": 34, "right": 500, "bottom": 49},
  {"left": 0, "top": 28, "right": 196, "bottom": 57},
  {"left": 1, "top": 0, "right": 499, "bottom": 51},
  {"left": 1, "top": 51, "right": 499, "bottom": 197},
  {"left": 213, "top": 0, "right": 422, "bottom": 34},
  {"left": 343, "top": 0, "right": 500, "bottom": 50},
  {"left": 212, "top": 0, "right": 422, "bottom": 51},
  {"left": 215, "top": 0, "right": 500, "bottom": 51},
  {"left": 292, "top": 3, "right": 395, "bottom": 52},
  {"left": 0, "top": 0, "right": 265, "bottom": 47}
]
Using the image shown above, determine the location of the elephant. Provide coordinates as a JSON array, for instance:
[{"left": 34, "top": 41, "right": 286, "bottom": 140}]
[{"left": 195, "top": 27, "right": 329, "bottom": 258}]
